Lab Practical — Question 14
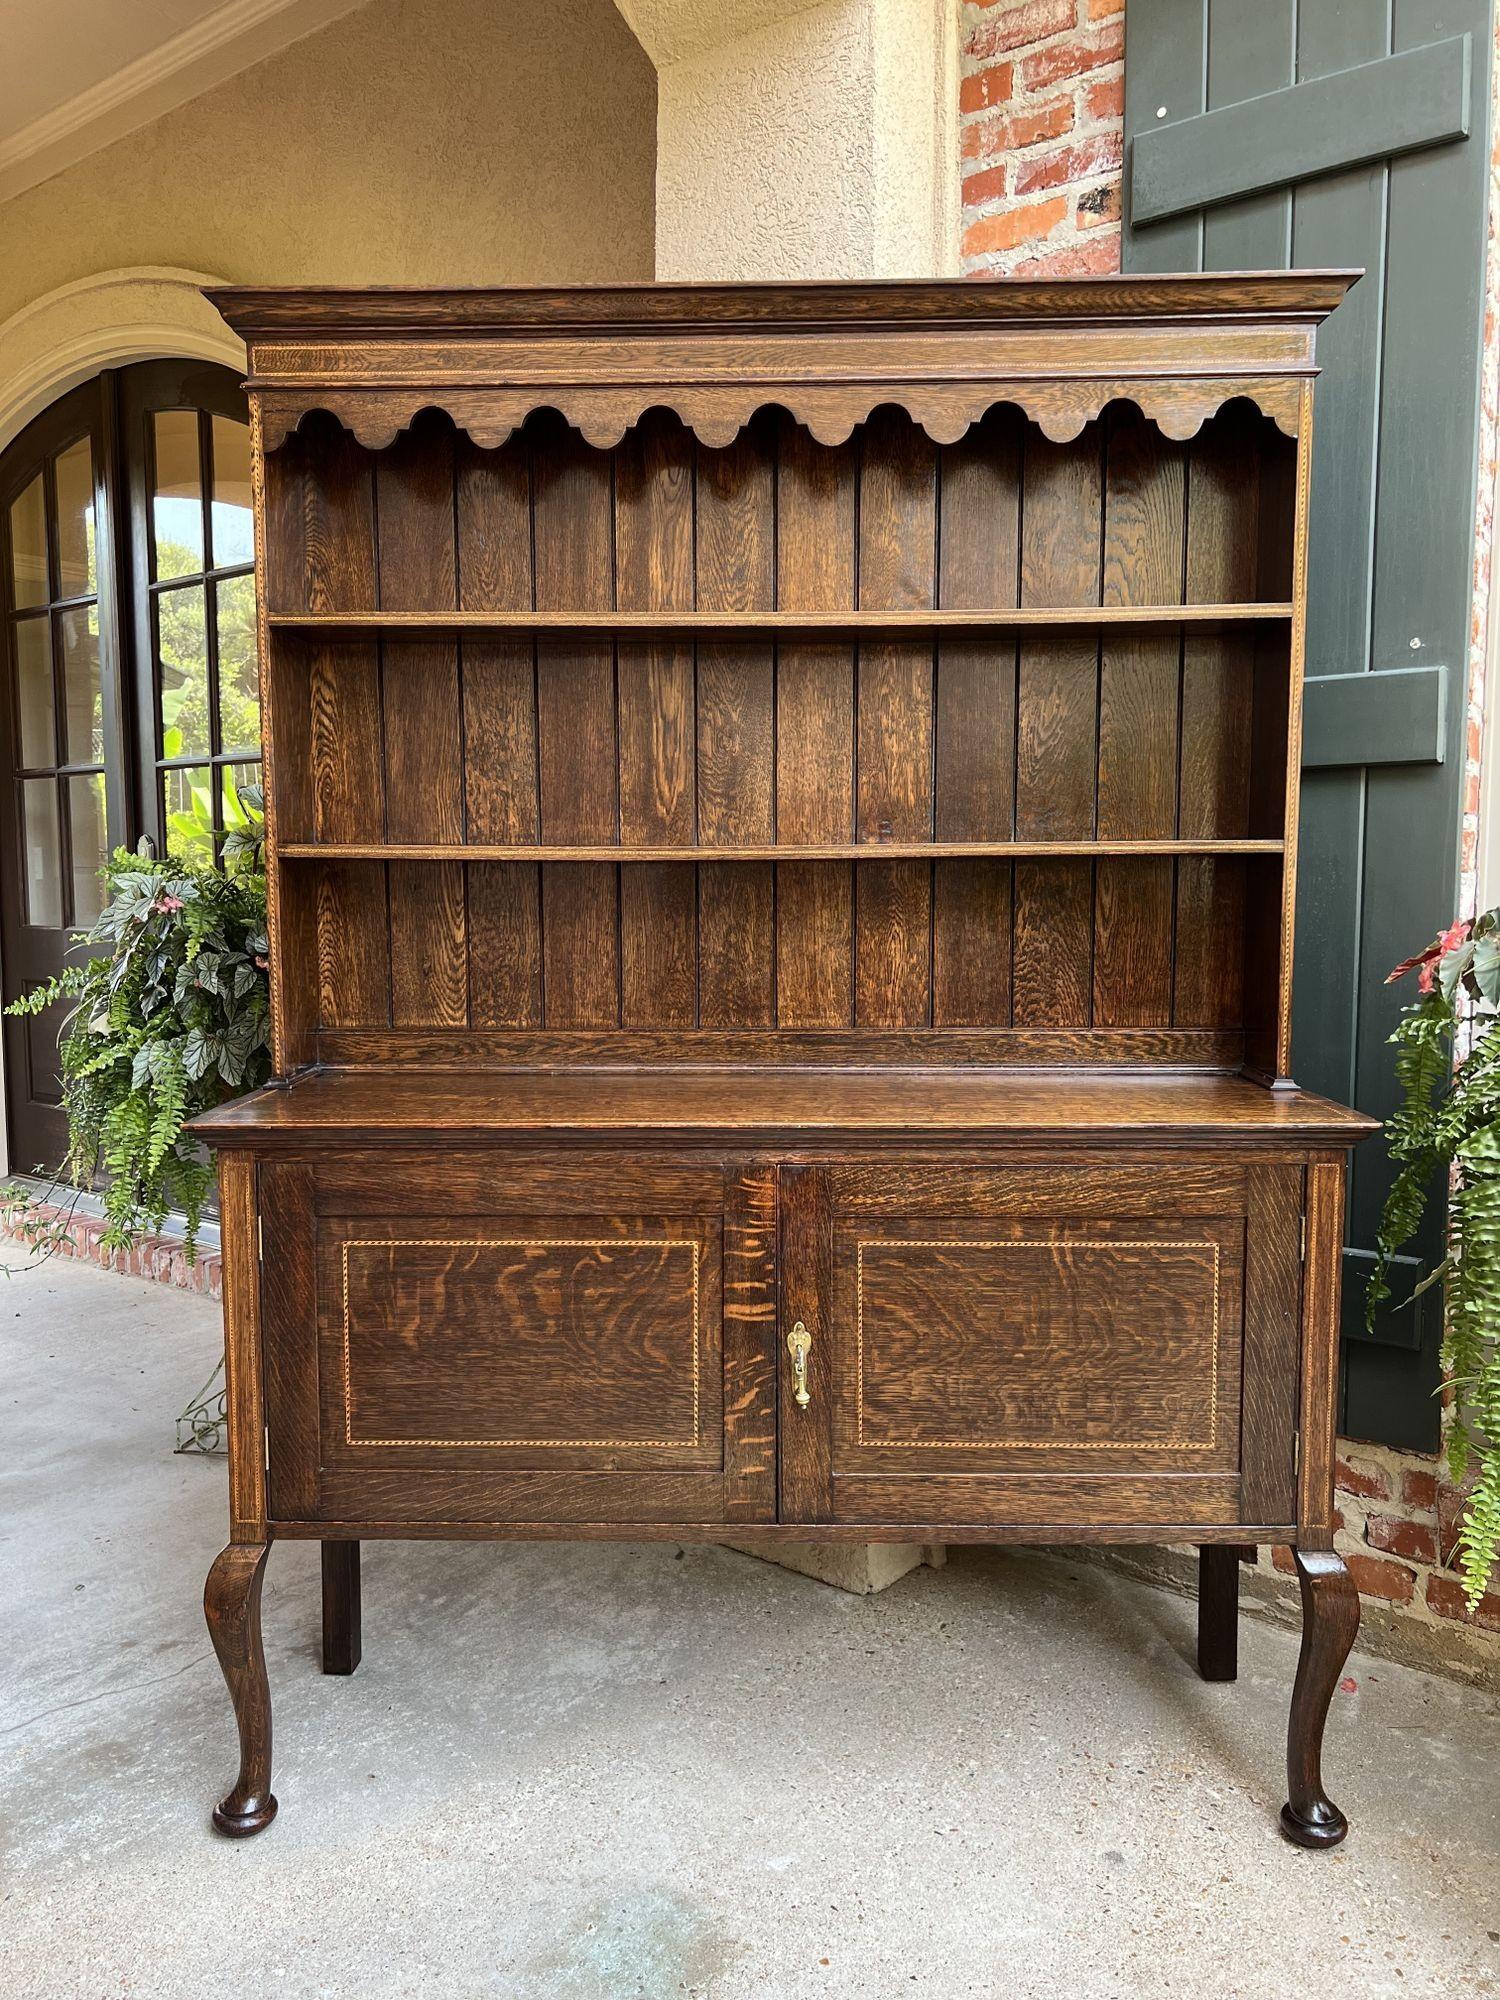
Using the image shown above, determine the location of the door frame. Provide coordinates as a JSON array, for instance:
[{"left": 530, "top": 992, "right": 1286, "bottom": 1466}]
[{"left": 0, "top": 376, "right": 131, "bottom": 1169}]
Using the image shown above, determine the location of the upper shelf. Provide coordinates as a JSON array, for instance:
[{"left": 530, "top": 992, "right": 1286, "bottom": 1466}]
[{"left": 267, "top": 605, "right": 1294, "bottom": 640}]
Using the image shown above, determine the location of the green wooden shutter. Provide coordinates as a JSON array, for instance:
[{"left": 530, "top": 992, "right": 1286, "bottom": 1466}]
[{"left": 1124, "top": 0, "right": 1494, "bottom": 1450}]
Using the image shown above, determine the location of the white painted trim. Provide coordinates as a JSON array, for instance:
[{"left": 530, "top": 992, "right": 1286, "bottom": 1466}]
[
  {"left": 0, "top": 0, "right": 373, "bottom": 202},
  {"left": 0, "top": 267, "right": 244, "bottom": 455}
]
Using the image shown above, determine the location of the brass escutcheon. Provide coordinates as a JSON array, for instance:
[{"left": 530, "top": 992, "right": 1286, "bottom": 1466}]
[{"left": 787, "top": 1320, "right": 812, "bottom": 1410}]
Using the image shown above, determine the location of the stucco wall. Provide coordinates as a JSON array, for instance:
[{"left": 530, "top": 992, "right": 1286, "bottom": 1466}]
[
  {"left": 646, "top": 0, "right": 955, "bottom": 280},
  {"left": 0, "top": 0, "right": 656, "bottom": 325}
]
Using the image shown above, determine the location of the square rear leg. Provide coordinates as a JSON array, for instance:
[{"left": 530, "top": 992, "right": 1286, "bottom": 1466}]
[{"left": 321, "top": 1541, "right": 361, "bottom": 1676}]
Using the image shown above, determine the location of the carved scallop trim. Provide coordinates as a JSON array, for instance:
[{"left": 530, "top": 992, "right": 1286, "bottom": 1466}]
[
  {"left": 853, "top": 1237, "right": 1222, "bottom": 1452},
  {"left": 258, "top": 376, "right": 1305, "bottom": 455},
  {"left": 340, "top": 1237, "right": 701, "bottom": 1449}
]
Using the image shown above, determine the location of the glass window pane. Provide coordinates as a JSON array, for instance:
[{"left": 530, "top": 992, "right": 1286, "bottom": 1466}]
[
  {"left": 53, "top": 436, "right": 96, "bottom": 597},
  {"left": 9, "top": 471, "right": 48, "bottom": 608},
  {"left": 221, "top": 760, "right": 262, "bottom": 837},
  {"left": 215, "top": 573, "right": 260, "bottom": 752},
  {"left": 152, "top": 411, "right": 204, "bottom": 581},
  {"left": 22, "top": 779, "right": 62, "bottom": 926},
  {"left": 14, "top": 615, "right": 54, "bottom": 767},
  {"left": 59, "top": 603, "right": 102, "bottom": 765},
  {"left": 156, "top": 583, "right": 209, "bottom": 758},
  {"left": 211, "top": 416, "right": 254, "bottom": 568},
  {"left": 68, "top": 772, "right": 108, "bottom": 924},
  {"left": 163, "top": 764, "right": 215, "bottom": 866}
]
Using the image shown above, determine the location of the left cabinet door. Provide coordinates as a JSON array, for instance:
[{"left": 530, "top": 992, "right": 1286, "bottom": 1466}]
[{"left": 257, "top": 1153, "right": 776, "bottom": 1529}]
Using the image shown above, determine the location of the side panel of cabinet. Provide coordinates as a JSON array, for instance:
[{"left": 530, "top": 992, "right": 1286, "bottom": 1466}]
[
  {"left": 780, "top": 1159, "right": 1305, "bottom": 1532},
  {"left": 260, "top": 1152, "right": 776, "bottom": 1526}
]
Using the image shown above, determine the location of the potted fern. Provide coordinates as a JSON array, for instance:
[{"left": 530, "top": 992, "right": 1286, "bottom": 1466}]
[
  {"left": 1370, "top": 908, "right": 1500, "bottom": 1609},
  {"left": 3, "top": 789, "right": 271, "bottom": 1260}
]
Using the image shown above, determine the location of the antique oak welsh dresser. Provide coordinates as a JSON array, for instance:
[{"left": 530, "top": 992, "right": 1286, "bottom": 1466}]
[{"left": 193, "top": 275, "right": 1377, "bottom": 1845}]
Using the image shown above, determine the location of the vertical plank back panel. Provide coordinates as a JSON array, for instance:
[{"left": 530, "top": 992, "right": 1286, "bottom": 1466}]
[
  {"left": 934, "top": 407, "right": 1020, "bottom": 1026},
  {"left": 1176, "top": 409, "right": 1257, "bottom": 1029},
  {"left": 696, "top": 415, "right": 776, "bottom": 1025},
  {"left": 856, "top": 408, "right": 937, "bottom": 1028},
  {"left": 1095, "top": 406, "right": 1185, "bottom": 1026},
  {"left": 776, "top": 418, "right": 856, "bottom": 1026},
  {"left": 375, "top": 415, "right": 466, "bottom": 1026},
  {"left": 532, "top": 415, "right": 620, "bottom": 1026},
  {"left": 258, "top": 436, "right": 318, "bottom": 1064},
  {"left": 1014, "top": 431, "right": 1101, "bottom": 1026},
  {"left": 269, "top": 421, "right": 388, "bottom": 1032},
  {"left": 615, "top": 412, "right": 698, "bottom": 1027},
  {"left": 458, "top": 434, "right": 541, "bottom": 1026}
]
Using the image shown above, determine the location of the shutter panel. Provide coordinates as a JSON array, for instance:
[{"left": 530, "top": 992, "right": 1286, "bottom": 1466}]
[{"left": 1124, "top": 0, "right": 1494, "bottom": 1449}]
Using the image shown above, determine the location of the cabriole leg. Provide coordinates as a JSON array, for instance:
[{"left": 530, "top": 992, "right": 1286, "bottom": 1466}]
[
  {"left": 204, "top": 1541, "right": 277, "bottom": 1836},
  {"left": 1281, "top": 1548, "right": 1359, "bottom": 1848},
  {"left": 321, "top": 1541, "right": 362, "bottom": 1675},
  {"left": 1196, "top": 1545, "right": 1242, "bottom": 1682}
]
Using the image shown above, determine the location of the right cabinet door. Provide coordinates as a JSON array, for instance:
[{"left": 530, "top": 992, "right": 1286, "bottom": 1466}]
[{"left": 779, "top": 1159, "right": 1304, "bottom": 1534}]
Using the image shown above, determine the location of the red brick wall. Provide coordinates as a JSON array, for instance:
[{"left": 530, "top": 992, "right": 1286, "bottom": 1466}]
[
  {"left": 960, "top": 0, "right": 1124, "bottom": 277},
  {"left": 3, "top": 1200, "right": 222, "bottom": 1299}
]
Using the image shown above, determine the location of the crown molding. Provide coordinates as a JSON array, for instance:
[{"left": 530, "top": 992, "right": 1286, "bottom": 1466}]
[{"left": 0, "top": 0, "right": 372, "bottom": 204}]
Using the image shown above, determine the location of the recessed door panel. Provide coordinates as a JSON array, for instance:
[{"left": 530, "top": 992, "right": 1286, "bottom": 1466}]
[
  {"left": 259, "top": 1153, "right": 778, "bottom": 1526},
  {"left": 842, "top": 1218, "right": 1239, "bottom": 1467},
  {"left": 780, "top": 1159, "right": 1300, "bottom": 1532}
]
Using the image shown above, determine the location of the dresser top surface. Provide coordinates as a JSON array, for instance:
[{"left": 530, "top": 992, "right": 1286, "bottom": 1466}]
[{"left": 191, "top": 1068, "right": 1378, "bottom": 1148}]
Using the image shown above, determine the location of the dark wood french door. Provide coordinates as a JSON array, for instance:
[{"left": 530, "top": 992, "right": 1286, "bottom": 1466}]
[
  {"left": 0, "top": 361, "right": 253, "bottom": 1173},
  {"left": 0, "top": 381, "right": 126, "bottom": 1170}
]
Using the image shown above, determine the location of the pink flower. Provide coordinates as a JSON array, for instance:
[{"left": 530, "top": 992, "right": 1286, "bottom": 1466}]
[
  {"left": 1438, "top": 918, "right": 1472, "bottom": 956},
  {"left": 155, "top": 894, "right": 184, "bottom": 913}
]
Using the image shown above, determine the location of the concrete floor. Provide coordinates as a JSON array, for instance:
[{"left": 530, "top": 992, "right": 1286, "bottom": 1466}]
[{"left": 4, "top": 1250, "right": 1500, "bottom": 2000}]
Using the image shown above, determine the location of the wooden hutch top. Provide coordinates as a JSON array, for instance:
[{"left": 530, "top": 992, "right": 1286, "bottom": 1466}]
[
  {"left": 214, "top": 271, "right": 1356, "bottom": 454},
  {"left": 198, "top": 272, "right": 1370, "bottom": 1151}
]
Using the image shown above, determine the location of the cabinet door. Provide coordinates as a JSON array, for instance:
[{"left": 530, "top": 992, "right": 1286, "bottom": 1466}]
[
  {"left": 260, "top": 1154, "right": 775, "bottom": 1527},
  {"left": 779, "top": 1160, "right": 1303, "bottom": 1533}
]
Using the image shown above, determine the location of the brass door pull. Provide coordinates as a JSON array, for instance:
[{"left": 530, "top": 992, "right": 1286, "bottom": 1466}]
[{"left": 787, "top": 1320, "right": 812, "bottom": 1409}]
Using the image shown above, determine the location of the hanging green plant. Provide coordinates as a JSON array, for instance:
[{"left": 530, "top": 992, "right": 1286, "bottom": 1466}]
[
  {"left": 1370, "top": 908, "right": 1500, "bottom": 1609},
  {"left": 2, "top": 787, "right": 270, "bottom": 1258}
]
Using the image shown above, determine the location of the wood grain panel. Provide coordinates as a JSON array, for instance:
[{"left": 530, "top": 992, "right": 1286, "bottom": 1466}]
[
  {"left": 723, "top": 1159, "right": 777, "bottom": 1521},
  {"left": 457, "top": 432, "right": 542, "bottom": 1026},
  {"left": 828, "top": 1161, "right": 1246, "bottom": 1215},
  {"left": 261, "top": 1162, "right": 318, "bottom": 1519},
  {"left": 532, "top": 416, "right": 619, "bottom": 1024},
  {"left": 934, "top": 408, "right": 1020, "bottom": 1024},
  {"left": 776, "top": 419, "right": 855, "bottom": 1025},
  {"left": 831, "top": 1474, "right": 1243, "bottom": 1528},
  {"left": 696, "top": 416, "right": 775, "bottom": 1023},
  {"left": 616, "top": 412, "right": 698, "bottom": 1026},
  {"left": 1176, "top": 410, "right": 1257, "bottom": 1028},
  {"left": 857, "top": 408, "right": 936, "bottom": 1026},
  {"left": 309, "top": 1152, "right": 723, "bottom": 1215},
  {"left": 834, "top": 1217, "right": 1240, "bottom": 1469},
  {"left": 1242, "top": 1163, "right": 1303, "bottom": 1522},
  {"left": 1095, "top": 407, "right": 1183, "bottom": 1025},
  {"left": 1015, "top": 431, "right": 1100, "bottom": 1026},
  {"left": 219, "top": 1153, "right": 268, "bottom": 1538},
  {"left": 333, "top": 1227, "right": 717, "bottom": 1459},
  {"left": 314, "top": 1468, "right": 729, "bottom": 1525},
  {"left": 269, "top": 424, "right": 388, "bottom": 1035},
  {"left": 316, "top": 862, "right": 389, "bottom": 1027},
  {"left": 1299, "top": 1159, "right": 1346, "bottom": 1540},
  {"left": 376, "top": 415, "right": 466, "bottom": 1026},
  {"left": 780, "top": 1164, "right": 833, "bottom": 1520}
]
